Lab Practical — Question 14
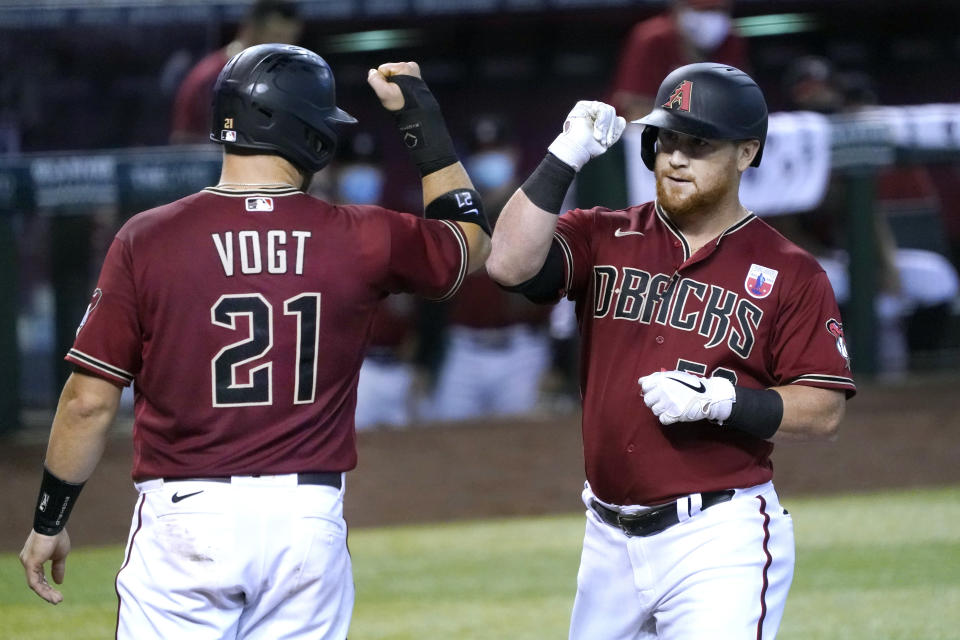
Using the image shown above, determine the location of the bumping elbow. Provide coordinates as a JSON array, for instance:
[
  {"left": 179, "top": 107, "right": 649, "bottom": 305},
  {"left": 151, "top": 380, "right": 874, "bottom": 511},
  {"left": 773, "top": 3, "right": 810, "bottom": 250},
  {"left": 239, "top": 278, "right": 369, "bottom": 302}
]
[{"left": 485, "top": 252, "right": 522, "bottom": 287}]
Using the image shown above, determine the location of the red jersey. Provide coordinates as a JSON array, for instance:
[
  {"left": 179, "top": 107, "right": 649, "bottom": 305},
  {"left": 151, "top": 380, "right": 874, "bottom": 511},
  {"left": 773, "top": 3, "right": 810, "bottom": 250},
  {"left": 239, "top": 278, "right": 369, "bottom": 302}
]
[
  {"left": 611, "top": 14, "right": 748, "bottom": 103},
  {"left": 170, "top": 49, "right": 229, "bottom": 141},
  {"left": 554, "top": 202, "right": 855, "bottom": 505},
  {"left": 66, "top": 186, "right": 468, "bottom": 480}
]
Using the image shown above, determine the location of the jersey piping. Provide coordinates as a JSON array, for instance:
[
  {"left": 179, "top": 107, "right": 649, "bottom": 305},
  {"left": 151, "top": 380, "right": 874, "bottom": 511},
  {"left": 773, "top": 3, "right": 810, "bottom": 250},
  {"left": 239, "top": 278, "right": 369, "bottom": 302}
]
[
  {"left": 790, "top": 373, "right": 856, "bottom": 389},
  {"left": 554, "top": 231, "right": 575, "bottom": 293},
  {"left": 655, "top": 202, "right": 691, "bottom": 260},
  {"left": 654, "top": 201, "right": 760, "bottom": 256},
  {"left": 426, "top": 220, "right": 468, "bottom": 302},
  {"left": 202, "top": 186, "right": 303, "bottom": 197},
  {"left": 67, "top": 348, "right": 135, "bottom": 385}
]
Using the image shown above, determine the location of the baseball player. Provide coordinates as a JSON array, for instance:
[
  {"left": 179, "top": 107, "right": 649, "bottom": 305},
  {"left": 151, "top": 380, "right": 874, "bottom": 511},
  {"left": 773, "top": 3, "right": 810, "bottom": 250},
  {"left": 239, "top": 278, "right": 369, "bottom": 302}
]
[
  {"left": 19, "top": 44, "right": 490, "bottom": 639},
  {"left": 487, "top": 63, "right": 856, "bottom": 639}
]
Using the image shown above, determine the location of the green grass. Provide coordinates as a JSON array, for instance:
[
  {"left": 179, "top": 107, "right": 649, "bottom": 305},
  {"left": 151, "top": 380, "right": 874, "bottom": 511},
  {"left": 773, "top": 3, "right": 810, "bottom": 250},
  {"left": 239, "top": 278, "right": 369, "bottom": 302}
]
[{"left": 1, "top": 486, "right": 958, "bottom": 639}]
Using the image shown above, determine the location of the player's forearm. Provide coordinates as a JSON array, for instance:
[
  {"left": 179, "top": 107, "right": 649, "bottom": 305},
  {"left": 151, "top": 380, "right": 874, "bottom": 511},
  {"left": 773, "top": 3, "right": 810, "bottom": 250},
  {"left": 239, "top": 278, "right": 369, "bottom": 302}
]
[
  {"left": 421, "top": 161, "right": 473, "bottom": 206},
  {"left": 44, "top": 372, "right": 122, "bottom": 483},
  {"left": 487, "top": 188, "right": 559, "bottom": 285},
  {"left": 770, "top": 385, "right": 845, "bottom": 441},
  {"left": 490, "top": 101, "right": 625, "bottom": 286},
  {"left": 420, "top": 163, "right": 491, "bottom": 273}
]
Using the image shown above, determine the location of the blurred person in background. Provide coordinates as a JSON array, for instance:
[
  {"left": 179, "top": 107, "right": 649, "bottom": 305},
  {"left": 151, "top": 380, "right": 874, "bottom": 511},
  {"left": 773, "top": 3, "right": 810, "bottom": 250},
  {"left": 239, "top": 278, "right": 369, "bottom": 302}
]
[
  {"left": 20, "top": 45, "right": 491, "bottom": 638},
  {"left": 329, "top": 131, "right": 424, "bottom": 430},
  {"left": 169, "top": 0, "right": 303, "bottom": 144},
  {"left": 610, "top": 0, "right": 748, "bottom": 122},
  {"left": 427, "top": 115, "right": 553, "bottom": 422},
  {"left": 576, "top": 0, "right": 750, "bottom": 214},
  {"left": 769, "top": 56, "right": 959, "bottom": 375}
]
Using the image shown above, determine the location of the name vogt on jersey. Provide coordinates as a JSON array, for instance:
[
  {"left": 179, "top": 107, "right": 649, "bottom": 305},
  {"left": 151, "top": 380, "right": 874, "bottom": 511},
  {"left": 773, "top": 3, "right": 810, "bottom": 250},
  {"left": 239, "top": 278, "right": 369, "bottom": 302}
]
[
  {"left": 591, "top": 266, "right": 765, "bottom": 359},
  {"left": 211, "top": 230, "right": 312, "bottom": 276}
]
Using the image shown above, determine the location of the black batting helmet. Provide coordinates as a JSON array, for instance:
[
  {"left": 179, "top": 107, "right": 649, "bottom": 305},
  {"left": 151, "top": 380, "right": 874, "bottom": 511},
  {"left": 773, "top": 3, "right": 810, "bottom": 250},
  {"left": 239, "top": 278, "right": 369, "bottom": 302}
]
[
  {"left": 211, "top": 44, "right": 357, "bottom": 173},
  {"left": 634, "top": 63, "right": 767, "bottom": 170}
]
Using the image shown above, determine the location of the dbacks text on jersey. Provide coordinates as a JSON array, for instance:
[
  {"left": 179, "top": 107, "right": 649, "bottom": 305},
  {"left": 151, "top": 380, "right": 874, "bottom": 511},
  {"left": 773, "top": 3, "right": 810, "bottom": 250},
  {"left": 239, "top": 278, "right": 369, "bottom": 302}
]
[{"left": 592, "top": 265, "right": 763, "bottom": 359}]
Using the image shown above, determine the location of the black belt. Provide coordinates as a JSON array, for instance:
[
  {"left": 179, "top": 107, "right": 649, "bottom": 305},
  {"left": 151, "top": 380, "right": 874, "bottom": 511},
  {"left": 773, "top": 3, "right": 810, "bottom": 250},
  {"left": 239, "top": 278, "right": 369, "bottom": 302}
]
[
  {"left": 164, "top": 472, "right": 342, "bottom": 489},
  {"left": 590, "top": 490, "right": 735, "bottom": 538}
]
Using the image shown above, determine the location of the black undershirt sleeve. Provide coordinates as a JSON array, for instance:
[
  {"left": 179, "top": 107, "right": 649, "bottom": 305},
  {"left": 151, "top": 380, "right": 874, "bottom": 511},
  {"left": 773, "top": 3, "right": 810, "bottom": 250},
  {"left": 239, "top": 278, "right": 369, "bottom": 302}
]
[{"left": 497, "top": 241, "right": 566, "bottom": 304}]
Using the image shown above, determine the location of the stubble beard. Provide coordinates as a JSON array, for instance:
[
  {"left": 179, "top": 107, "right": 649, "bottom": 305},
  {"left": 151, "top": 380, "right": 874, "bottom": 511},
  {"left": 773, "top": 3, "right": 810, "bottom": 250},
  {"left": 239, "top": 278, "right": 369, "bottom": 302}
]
[{"left": 655, "top": 171, "right": 731, "bottom": 217}]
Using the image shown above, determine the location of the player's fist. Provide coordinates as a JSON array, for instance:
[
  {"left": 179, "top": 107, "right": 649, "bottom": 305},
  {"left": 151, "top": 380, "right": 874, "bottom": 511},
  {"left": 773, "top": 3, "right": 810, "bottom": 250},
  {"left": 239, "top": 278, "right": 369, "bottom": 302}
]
[
  {"left": 638, "top": 370, "right": 735, "bottom": 426},
  {"left": 367, "top": 62, "right": 423, "bottom": 111},
  {"left": 547, "top": 101, "right": 626, "bottom": 171}
]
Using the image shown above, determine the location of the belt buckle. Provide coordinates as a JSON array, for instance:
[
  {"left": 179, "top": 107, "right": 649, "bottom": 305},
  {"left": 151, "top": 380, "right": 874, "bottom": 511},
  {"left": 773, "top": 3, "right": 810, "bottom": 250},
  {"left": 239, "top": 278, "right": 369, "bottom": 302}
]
[
  {"left": 619, "top": 504, "right": 670, "bottom": 537},
  {"left": 615, "top": 512, "right": 638, "bottom": 537}
]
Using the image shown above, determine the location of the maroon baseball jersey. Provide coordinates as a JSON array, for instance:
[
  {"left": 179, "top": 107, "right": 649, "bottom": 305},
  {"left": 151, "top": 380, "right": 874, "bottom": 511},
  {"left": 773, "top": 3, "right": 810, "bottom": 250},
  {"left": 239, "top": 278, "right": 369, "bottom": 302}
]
[
  {"left": 66, "top": 186, "right": 468, "bottom": 480},
  {"left": 553, "top": 201, "right": 856, "bottom": 505},
  {"left": 170, "top": 48, "right": 229, "bottom": 140}
]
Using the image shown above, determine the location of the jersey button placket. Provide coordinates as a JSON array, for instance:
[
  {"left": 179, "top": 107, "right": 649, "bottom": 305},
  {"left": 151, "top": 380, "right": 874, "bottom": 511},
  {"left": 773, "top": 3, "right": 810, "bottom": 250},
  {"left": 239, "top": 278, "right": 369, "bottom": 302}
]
[{"left": 655, "top": 336, "right": 664, "bottom": 344}]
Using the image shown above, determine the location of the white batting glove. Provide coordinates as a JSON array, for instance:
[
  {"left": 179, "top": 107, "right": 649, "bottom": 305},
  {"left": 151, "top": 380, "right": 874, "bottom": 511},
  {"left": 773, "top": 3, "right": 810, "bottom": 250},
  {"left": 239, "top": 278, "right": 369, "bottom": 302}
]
[
  {"left": 638, "top": 370, "right": 736, "bottom": 426},
  {"left": 547, "top": 101, "right": 626, "bottom": 172}
]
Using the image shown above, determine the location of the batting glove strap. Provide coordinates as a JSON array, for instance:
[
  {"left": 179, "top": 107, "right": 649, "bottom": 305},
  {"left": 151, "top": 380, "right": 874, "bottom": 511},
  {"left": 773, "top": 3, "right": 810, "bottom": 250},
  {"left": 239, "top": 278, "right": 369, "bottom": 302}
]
[
  {"left": 33, "top": 466, "right": 85, "bottom": 536},
  {"left": 388, "top": 75, "right": 458, "bottom": 177},
  {"left": 639, "top": 371, "right": 736, "bottom": 426}
]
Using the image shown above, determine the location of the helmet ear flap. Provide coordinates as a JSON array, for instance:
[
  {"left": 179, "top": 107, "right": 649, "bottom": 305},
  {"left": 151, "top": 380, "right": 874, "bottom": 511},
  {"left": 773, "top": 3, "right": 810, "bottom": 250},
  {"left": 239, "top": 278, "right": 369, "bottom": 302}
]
[{"left": 640, "top": 126, "right": 659, "bottom": 171}]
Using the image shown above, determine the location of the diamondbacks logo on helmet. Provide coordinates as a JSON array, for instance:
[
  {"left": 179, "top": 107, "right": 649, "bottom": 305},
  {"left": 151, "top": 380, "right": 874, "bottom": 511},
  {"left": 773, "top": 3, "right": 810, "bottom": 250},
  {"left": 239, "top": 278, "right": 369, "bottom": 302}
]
[
  {"left": 825, "top": 318, "right": 851, "bottom": 369},
  {"left": 662, "top": 80, "right": 693, "bottom": 112}
]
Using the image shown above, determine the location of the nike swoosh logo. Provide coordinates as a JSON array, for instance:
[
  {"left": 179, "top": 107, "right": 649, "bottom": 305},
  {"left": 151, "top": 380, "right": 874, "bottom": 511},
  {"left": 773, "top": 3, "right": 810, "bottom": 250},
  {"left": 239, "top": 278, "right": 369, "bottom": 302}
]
[
  {"left": 614, "top": 228, "right": 644, "bottom": 238},
  {"left": 171, "top": 490, "right": 204, "bottom": 503},
  {"left": 666, "top": 376, "right": 706, "bottom": 393}
]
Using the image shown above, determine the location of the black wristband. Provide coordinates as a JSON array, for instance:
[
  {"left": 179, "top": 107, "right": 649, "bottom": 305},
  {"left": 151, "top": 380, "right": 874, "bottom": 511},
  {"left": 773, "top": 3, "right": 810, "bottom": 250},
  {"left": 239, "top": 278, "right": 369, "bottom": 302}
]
[
  {"left": 725, "top": 387, "right": 784, "bottom": 440},
  {"left": 425, "top": 188, "right": 491, "bottom": 235},
  {"left": 388, "top": 75, "right": 458, "bottom": 177},
  {"left": 33, "top": 466, "right": 85, "bottom": 536},
  {"left": 520, "top": 153, "right": 576, "bottom": 214}
]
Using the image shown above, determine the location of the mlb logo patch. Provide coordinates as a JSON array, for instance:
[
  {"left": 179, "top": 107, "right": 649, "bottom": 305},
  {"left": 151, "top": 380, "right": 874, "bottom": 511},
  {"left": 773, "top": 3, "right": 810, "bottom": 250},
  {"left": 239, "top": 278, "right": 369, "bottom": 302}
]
[
  {"left": 245, "top": 197, "right": 274, "bottom": 212},
  {"left": 221, "top": 130, "right": 238, "bottom": 142},
  {"left": 744, "top": 264, "right": 778, "bottom": 299}
]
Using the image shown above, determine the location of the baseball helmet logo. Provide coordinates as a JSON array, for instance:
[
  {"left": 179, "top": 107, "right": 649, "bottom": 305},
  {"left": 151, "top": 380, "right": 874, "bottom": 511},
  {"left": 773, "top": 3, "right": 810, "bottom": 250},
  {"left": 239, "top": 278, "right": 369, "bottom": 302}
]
[
  {"left": 662, "top": 80, "right": 693, "bottom": 112},
  {"left": 744, "top": 264, "right": 778, "bottom": 299},
  {"left": 826, "top": 318, "right": 851, "bottom": 369}
]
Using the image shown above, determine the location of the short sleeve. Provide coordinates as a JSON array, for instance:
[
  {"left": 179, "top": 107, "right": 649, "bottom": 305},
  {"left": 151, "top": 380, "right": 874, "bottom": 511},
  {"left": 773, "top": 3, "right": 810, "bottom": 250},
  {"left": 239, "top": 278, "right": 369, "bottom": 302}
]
[
  {"left": 379, "top": 210, "right": 469, "bottom": 301},
  {"left": 65, "top": 236, "right": 142, "bottom": 386},
  {"left": 770, "top": 270, "right": 856, "bottom": 397},
  {"left": 554, "top": 208, "right": 597, "bottom": 301}
]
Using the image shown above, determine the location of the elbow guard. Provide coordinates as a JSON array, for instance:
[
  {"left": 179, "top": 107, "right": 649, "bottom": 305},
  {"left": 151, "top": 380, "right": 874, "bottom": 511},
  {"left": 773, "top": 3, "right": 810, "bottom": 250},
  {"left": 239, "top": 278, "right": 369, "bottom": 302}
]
[{"left": 425, "top": 188, "right": 490, "bottom": 236}]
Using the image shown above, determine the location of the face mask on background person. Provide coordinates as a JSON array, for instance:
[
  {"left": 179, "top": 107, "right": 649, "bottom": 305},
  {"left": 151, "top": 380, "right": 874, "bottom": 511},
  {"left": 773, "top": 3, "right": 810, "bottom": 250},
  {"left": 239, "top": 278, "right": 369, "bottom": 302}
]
[
  {"left": 466, "top": 150, "right": 517, "bottom": 192},
  {"left": 337, "top": 165, "right": 384, "bottom": 205},
  {"left": 677, "top": 9, "right": 732, "bottom": 51}
]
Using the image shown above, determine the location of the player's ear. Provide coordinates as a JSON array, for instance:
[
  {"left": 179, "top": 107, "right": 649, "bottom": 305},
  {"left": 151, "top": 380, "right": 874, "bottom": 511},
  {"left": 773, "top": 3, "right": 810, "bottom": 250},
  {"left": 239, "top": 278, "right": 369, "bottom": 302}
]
[{"left": 736, "top": 140, "right": 760, "bottom": 172}]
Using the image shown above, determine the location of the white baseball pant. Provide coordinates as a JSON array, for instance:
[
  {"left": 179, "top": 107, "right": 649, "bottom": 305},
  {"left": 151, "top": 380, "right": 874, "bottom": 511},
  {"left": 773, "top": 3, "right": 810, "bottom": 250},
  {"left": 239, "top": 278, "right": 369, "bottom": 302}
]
[
  {"left": 569, "top": 481, "right": 795, "bottom": 640},
  {"left": 116, "top": 474, "right": 353, "bottom": 639}
]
